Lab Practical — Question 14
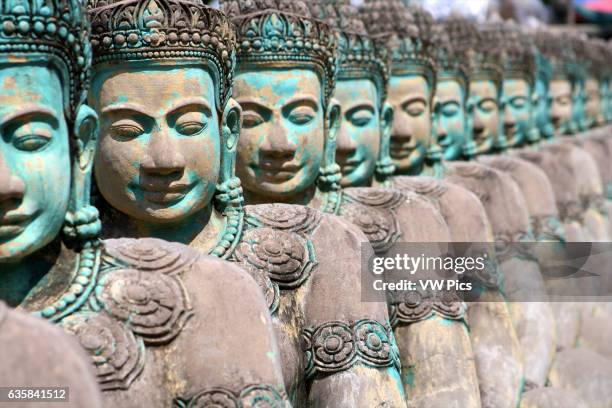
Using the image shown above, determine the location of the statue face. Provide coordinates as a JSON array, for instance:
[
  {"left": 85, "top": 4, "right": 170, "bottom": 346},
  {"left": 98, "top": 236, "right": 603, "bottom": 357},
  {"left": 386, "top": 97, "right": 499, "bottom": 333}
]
[
  {"left": 0, "top": 63, "right": 70, "bottom": 261},
  {"left": 387, "top": 74, "right": 431, "bottom": 173},
  {"left": 534, "top": 75, "right": 553, "bottom": 139},
  {"left": 234, "top": 68, "right": 325, "bottom": 199},
  {"left": 435, "top": 78, "right": 466, "bottom": 161},
  {"left": 502, "top": 78, "right": 531, "bottom": 147},
  {"left": 549, "top": 78, "right": 573, "bottom": 134},
  {"left": 469, "top": 78, "right": 498, "bottom": 155},
  {"left": 584, "top": 78, "right": 602, "bottom": 128},
  {"left": 333, "top": 78, "right": 380, "bottom": 187},
  {"left": 92, "top": 64, "right": 220, "bottom": 224}
]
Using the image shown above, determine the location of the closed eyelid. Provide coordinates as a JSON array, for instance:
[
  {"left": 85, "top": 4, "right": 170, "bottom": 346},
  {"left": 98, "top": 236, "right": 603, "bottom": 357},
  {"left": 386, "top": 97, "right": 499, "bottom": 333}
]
[
  {"left": 1, "top": 107, "right": 59, "bottom": 133},
  {"left": 283, "top": 97, "right": 319, "bottom": 115}
]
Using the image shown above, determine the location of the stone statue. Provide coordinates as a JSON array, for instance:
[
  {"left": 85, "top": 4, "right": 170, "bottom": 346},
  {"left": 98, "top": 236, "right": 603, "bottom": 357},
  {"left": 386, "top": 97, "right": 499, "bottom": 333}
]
[
  {"left": 359, "top": 2, "right": 527, "bottom": 407},
  {"left": 90, "top": 0, "right": 405, "bottom": 406},
  {"left": 0, "top": 1, "right": 290, "bottom": 406},
  {"left": 0, "top": 302, "right": 102, "bottom": 408}
]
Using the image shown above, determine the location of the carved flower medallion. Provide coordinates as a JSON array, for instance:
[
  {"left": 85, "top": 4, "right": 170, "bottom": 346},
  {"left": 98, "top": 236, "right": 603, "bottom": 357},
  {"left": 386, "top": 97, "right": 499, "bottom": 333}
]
[
  {"left": 339, "top": 203, "right": 399, "bottom": 253},
  {"left": 245, "top": 204, "right": 321, "bottom": 233},
  {"left": 310, "top": 322, "right": 356, "bottom": 371},
  {"left": 235, "top": 227, "right": 315, "bottom": 289},
  {"left": 95, "top": 268, "right": 193, "bottom": 345},
  {"left": 61, "top": 312, "right": 145, "bottom": 391},
  {"left": 354, "top": 320, "right": 392, "bottom": 365}
]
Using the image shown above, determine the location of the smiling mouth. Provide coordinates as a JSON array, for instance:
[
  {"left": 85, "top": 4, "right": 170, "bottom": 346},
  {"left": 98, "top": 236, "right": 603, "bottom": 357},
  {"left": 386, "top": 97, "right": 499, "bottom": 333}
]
[
  {"left": 137, "top": 182, "right": 195, "bottom": 205},
  {"left": 257, "top": 161, "right": 301, "bottom": 182},
  {"left": 0, "top": 213, "right": 36, "bottom": 240}
]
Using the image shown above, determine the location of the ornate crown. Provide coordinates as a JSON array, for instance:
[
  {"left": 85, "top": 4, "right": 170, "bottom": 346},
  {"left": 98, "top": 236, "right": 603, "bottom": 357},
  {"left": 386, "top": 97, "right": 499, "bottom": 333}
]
[
  {"left": 431, "top": 14, "right": 473, "bottom": 88},
  {"left": 220, "top": 0, "right": 338, "bottom": 106},
  {"left": 535, "top": 29, "right": 577, "bottom": 81},
  {"left": 314, "top": 0, "right": 388, "bottom": 106},
  {"left": 497, "top": 20, "right": 536, "bottom": 85},
  {"left": 0, "top": 0, "right": 92, "bottom": 120},
  {"left": 360, "top": 0, "right": 435, "bottom": 85},
  {"left": 87, "top": 0, "right": 236, "bottom": 108},
  {"left": 463, "top": 17, "right": 503, "bottom": 86}
]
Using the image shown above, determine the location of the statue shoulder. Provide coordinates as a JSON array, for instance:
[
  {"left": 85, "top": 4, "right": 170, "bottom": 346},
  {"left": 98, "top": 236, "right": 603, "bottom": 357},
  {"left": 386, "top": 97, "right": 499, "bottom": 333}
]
[
  {"left": 391, "top": 175, "right": 449, "bottom": 198},
  {"left": 0, "top": 303, "right": 102, "bottom": 408}
]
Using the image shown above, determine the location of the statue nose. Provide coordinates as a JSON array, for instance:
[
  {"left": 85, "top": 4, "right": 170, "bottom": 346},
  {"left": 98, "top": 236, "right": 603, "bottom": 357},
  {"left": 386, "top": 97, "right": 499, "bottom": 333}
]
[
  {"left": 0, "top": 153, "right": 25, "bottom": 204},
  {"left": 336, "top": 125, "right": 357, "bottom": 156},
  {"left": 391, "top": 115, "right": 412, "bottom": 142},
  {"left": 261, "top": 122, "right": 297, "bottom": 159},
  {"left": 141, "top": 131, "right": 186, "bottom": 176}
]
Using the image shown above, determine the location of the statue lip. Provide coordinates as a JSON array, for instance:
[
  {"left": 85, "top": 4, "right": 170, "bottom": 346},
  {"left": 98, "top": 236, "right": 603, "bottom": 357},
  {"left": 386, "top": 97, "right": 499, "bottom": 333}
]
[
  {"left": 0, "top": 212, "right": 37, "bottom": 239},
  {"left": 136, "top": 181, "right": 195, "bottom": 205},
  {"left": 257, "top": 160, "right": 302, "bottom": 181},
  {"left": 390, "top": 137, "right": 416, "bottom": 159}
]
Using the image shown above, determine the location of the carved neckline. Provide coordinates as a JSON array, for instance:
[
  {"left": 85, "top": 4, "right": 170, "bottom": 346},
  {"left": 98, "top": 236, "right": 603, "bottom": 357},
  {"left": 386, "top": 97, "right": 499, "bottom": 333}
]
[{"left": 32, "top": 240, "right": 102, "bottom": 323}]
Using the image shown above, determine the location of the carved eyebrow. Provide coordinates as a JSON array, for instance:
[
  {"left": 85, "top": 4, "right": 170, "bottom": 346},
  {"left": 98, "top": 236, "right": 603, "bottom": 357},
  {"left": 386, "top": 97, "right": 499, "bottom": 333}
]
[
  {"left": 236, "top": 98, "right": 273, "bottom": 116},
  {"left": 401, "top": 96, "right": 427, "bottom": 106},
  {"left": 1, "top": 105, "right": 59, "bottom": 129},
  {"left": 167, "top": 97, "right": 212, "bottom": 117},
  {"left": 101, "top": 103, "right": 155, "bottom": 119},
  {"left": 283, "top": 95, "right": 319, "bottom": 111},
  {"left": 345, "top": 103, "right": 376, "bottom": 117}
]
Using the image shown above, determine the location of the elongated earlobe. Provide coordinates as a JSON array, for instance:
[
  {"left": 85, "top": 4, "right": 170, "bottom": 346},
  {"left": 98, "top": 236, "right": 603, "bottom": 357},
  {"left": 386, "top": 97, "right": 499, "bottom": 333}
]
[
  {"left": 375, "top": 103, "right": 396, "bottom": 184},
  {"left": 318, "top": 99, "right": 342, "bottom": 193}
]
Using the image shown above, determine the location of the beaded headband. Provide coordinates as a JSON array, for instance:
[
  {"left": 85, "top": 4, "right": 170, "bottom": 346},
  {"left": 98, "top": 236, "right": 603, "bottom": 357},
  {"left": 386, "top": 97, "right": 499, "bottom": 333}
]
[
  {"left": 221, "top": 0, "right": 338, "bottom": 106},
  {"left": 0, "top": 0, "right": 92, "bottom": 120},
  {"left": 314, "top": 0, "right": 388, "bottom": 106},
  {"left": 360, "top": 0, "right": 436, "bottom": 88},
  {"left": 87, "top": 0, "right": 236, "bottom": 109}
]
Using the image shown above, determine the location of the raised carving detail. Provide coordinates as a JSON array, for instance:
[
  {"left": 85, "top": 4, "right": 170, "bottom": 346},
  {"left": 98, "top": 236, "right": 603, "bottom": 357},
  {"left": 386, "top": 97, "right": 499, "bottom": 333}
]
[
  {"left": 302, "top": 320, "right": 401, "bottom": 379},
  {"left": 61, "top": 312, "right": 145, "bottom": 391},
  {"left": 338, "top": 203, "right": 400, "bottom": 254},
  {"left": 390, "top": 290, "right": 467, "bottom": 326},
  {"left": 95, "top": 268, "right": 193, "bottom": 345},
  {"left": 391, "top": 176, "right": 449, "bottom": 199},
  {"left": 175, "top": 384, "right": 289, "bottom": 408},
  {"left": 342, "top": 188, "right": 406, "bottom": 209},
  {"left": 245, "top": 204, "right": 322, "bottom": 234}
]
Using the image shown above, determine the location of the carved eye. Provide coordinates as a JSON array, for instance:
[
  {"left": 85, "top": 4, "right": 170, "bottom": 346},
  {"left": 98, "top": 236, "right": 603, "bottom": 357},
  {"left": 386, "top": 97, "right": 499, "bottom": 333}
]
[
  {"left": 13, "top": 134, "right": 51, "bottom": 152},
  {"left": 175, "top": 112, "right": 209, "bottom": 136},
  {"left": 176, "top": 122, "right": 206, "bottom": 136},
  {"left": 403, "top": 100, "right": 426, "bottom": 117},
  {"left": 510, "top": 97, "right": 527, "bottom": 109},
  {"left": 349, "top": 110, "right": 374, "bottom": 127},
  {"left": 478, "top": 98, "right": 497, "bottom": 112},
  {"left": 110, "top": 120, "right": 144, "bottom": 140},
  {"left": 441, "top": 102, "right": 460, "bottom": 117},
  {"left": 242, "top": 112, "right": 265, "bottom": 128},
  {"left": 288, "top": 106, "right": 316, "bottom": 125},
  {"left": 556, "top": 96, "right": 571, "bottom": 106}
]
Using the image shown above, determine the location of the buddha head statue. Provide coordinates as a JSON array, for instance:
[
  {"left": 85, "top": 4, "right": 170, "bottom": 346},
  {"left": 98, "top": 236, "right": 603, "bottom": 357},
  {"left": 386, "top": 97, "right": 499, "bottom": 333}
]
[
  {"left": 498, "top": 21, "right": 537, "bottom": 149},
  {"left": 533, "top": 29, "right": 555, "bottom": 140},
  {"left": 537, "top": 31, "right": 575, "bottom": 136},
  {"left": 582, "top": 38, "right": 607, "bottom": 129},
  {"left": 314, "top": 0, "right": 393, "bottom": 187},
  {"left": 221, "top": 0, "right": 339, "bottom": 206},
  {"left": 361, "top": 0, "right": 436, "bottom": 176},
  {"left": 567, "top": 33, "right": 588, "bottom": 134},
  {"left": 464, "top": 18, "right": 503, "bottom": 156},
  {"left": 0, "top": 0, "right": 98, "bottom": 262},
  {"left": 430, "top": 14, "right": 474, "bottom": 161},
  {"left": 88, "top": 0, "right": 242, "bottom": 254}
]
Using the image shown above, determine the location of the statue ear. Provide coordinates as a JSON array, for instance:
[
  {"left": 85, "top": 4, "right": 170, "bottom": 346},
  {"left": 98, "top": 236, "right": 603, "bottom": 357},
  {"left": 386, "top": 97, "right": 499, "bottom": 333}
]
[
  {"left": 71, "top": 104, "right": 99, "bottom": 211},
  {"left": 326, "top": 98, "right": 341, "bottom": 144},
  {"left": 318, "top": 98, "right": 342, "bottom": 193},
  {"left": 220, "top": 98, "right": 242, "bottom": 183},
  {"left": 375, "top": 102, "right": 396, "bottom": 185}
]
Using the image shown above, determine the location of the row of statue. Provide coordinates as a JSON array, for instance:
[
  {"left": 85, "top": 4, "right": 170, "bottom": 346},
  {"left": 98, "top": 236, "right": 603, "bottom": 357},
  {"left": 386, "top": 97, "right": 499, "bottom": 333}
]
[{"left": 1, "top": 0, "right": 612, "bottom": 406}]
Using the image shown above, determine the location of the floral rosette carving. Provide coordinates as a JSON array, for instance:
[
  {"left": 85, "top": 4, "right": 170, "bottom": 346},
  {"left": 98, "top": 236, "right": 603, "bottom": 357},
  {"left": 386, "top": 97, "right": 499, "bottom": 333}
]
[
  {"left": 61, "top": 312, "right": 145, "bottom": 391},
  {"left": 339, "top": 203, "right": 400, "bottom": 254},
  {"left": 234, "top": 227, "right": 316, "bottom": 289},
  {"left": 240, "top": 384, "right": 288, "bottom": 408},
  {"left": 94, "top": 268, "right": 193, "bottom": 345},
  {"left": 354, "top": 320, "right": 393, "bottom": 366},
  {"left": 392, "top": 176, "right": 448, "bottom": 199},
  {"left": 102, "top": 238, "right": 200, "bottom": 276},
  {"left": 343, "top": 188, "right": 405, "bottom": 210},
  {"left": 176, "top": 385, "right": 288, "bottom": 408},
  {"left": 302, "top": 320, "right": 400, "bottom": 379},
  {"left": 432, "top": 291, "right": 467, "bottom": 320},
  {"left": 305, "top": 322, "right": 356, "bottom": 376},
  {"left": 390, "top": 290, "right": 434, "bottom": 325},
  {"left": 245, "top": 204, "right": 321, "bottom": 234}
]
